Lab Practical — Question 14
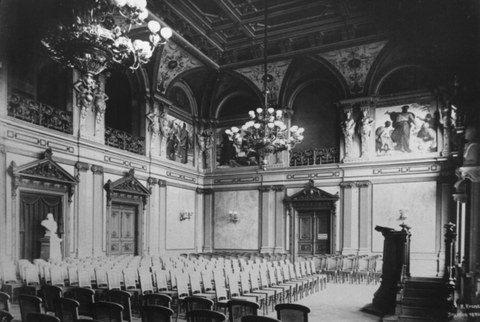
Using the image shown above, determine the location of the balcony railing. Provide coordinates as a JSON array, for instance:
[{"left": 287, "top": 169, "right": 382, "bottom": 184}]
[
  {"left": 105, "top": 126, "right": 145, "bottom": 155},
  {"left": 289, "top": 147, "right": 339, "bottom": 167},
  {"left": 7, "top": 93, "right": 73, "bottom": 134}
]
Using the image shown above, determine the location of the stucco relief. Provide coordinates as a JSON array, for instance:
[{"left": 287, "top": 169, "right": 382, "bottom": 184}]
[
  {"left": 156, "top": 42, "right": 204, "bottom": 94},
  {"left": 235, "top": 60, "right": 291, "bottom": 105},
  {"left": 319, "top": 41, "right": 387, "bottom": 94}
]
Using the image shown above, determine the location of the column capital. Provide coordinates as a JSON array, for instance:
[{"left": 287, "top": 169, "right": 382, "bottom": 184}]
[
  {"left": 75, "top": 161, "right": 90, "bottom": 172},
  {"left": 148, "top": 177, "right": 158, "bottom": 186},
  {"left": 258, "top": 185, "right": 272, "bottom": 192},
  {"left": 340, "top": 181, "right": 356, "bottom": 189},
  {"left": 158, "top": 179, "right": 167, "bottom": 187},
  {"left": 272, "top": 185, "right": 285, "bottom": 192},
  {"left": 90, "top": 165, "right": 104, "bottom": 174},
  {"left": 355, "top": 180, "right": 371, "bottom": 187},
  {"left": 196, "top": 188, "right": 213, "bottom": 194}
]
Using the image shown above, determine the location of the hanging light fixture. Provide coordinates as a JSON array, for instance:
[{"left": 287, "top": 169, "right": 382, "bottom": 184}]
[
  {"left": 41, "top": 0, "right": 172, "bottom": 87},
  {"left": 225, "top": 0, "right": 304, "bottom": 169}
]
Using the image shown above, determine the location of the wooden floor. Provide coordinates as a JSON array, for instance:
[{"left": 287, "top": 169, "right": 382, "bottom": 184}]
[{"left": 9, "top": 283, "right": 380, "bottom": 321}]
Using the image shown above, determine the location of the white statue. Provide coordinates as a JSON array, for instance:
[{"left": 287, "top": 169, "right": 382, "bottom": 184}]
[{"left": 41, "top": 213, "right": 62, "bottom": 260}]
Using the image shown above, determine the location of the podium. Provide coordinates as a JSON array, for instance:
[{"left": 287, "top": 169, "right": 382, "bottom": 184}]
[{"left": 364, "top": 225, "right": 411, "bottom": 316}]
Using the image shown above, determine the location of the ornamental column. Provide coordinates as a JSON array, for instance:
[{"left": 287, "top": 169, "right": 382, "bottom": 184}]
[
  {"left": 75, "top": 161, "right": 91, "bottom": 257},
  {"left": 357, "top": 181, "right": 372, "bottom": 254},
  {"left": 146, "top": 177, "right": 159, "bottom": 255}
]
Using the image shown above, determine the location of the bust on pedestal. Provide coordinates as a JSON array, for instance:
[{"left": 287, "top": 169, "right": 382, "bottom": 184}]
[{"left": 40, "top": 213, "right": 62, "bottom": 261}]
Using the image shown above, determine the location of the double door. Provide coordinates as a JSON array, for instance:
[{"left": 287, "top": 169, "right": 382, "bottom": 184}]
[
  {"left": 298, "top": 210, "right": 331, "bottom": 255},
  {"left": 109, "top": 204, "right": 137, "bottom": 255}
]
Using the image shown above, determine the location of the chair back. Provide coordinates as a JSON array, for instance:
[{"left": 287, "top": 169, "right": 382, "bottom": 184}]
[
  {"left": 0, "top": 292, "right": 10, "bottom": 312},
  {"left": 141, "top": 293, "right": 172, "bottom": 308},
  {"left": 0, "top": 310, "right": 14, "bottom": 322},
  {"left": 19, "top": 294, "right": 43, "bottom": 322},
  {"left": 138, "top": 270, "right": 154, "bottom": 294},
  {"left": 71, "top": 287, "right": 95, "bottom": 317},
  {"left": 50, "top": 266, "right": 66, "bottom": 287},
  {"left": 95, "top": 268, "right": 108, "bottom": 288},
  {"left": 106, "top": 289, "right": 132, "bottom": 322},
  {"left": 26, "top": 312, "right": 61, "bottom": 322},
  {"left": 184, "top": 296, "right": 214, "bottom": 314},
  {"left": 154, "top": 270, "right": 169, "bottom": 291},
  {"left": 275, "top": 303, "right": 310, "bottom": 322},
  {"left": 107, "top": 270, "right": 122, "bottom": 290},
  {"left": 141, "top": 305, "right": 174, "bottom": 322},
  {"left": 77, "top": 269, "right": 92, "bottom": 288},
  {"left": 122, "top": 269, "right": 138, "bottom": 292},
  {"left": 241, "top": 316, "right": 280, "bottom": 322},
  {"left": 41, "top": 284, "right": 63, "bottom": 313},
  {"left": 55, "top": 297, "right": 80, "bottom": 322},
  {"left": 176, "top": 272, "right": 190, "bottom": 298},
  {"left": 92, "top": 301, "right": 123, "bottom": 322},
  {"left": 186, "top": 309, "right": 226, "bottom": 322},
  {"left": 227, "top": 299, "right": 259, "bottom": 322}
]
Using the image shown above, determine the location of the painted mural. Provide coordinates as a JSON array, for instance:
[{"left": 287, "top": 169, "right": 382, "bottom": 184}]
[
  {"left": 162, "top": 114, "right": 194, "bottom": 166},
  {"left": 375, "top": 103, "right": 438, "bottom": 156},
  {"left": 215, "top": 127, "right": 259, "bottom": 168}
]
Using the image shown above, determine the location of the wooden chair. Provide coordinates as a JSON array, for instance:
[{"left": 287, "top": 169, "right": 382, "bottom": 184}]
[
  {"left": 92, "top": 301, "right": 123, "bottom": 322},
  {"left": 55, "top": 297, "right": 80, "bottom": 322},
  {"left": 0, "top": 292, "right": 11, "bottom": 312},
  {"left": 106, "top": 289, "right": 132, "bottom": 322},
  {"left": 141, "top": 293, "right": 172, "bottom": 308},
  {"left": 0, "top": 310, "right": 14, "bottom": 322},
  {"left": 184, "top": 296, "right": 214, "bottom": 315},
  {"left": 154, "top": 269, "right": 177, "bottom": 299},
  {"left": 240, "top": 316, "right": 280, "bottom": 322},
  {"left": 275, "top": 303, "right": 310, "bottom": 322},
  {"left": 26, "top": 312, "right": 61, "bottom": 322},
  {"left": 141, "top": 305, "right": 174, "bottom": 322},
  {"left": 41, "top": 284, "right": 63, "bottom": 313},
  {"left": 106, "top": 270, "right": 122, "bottom": 290},
  {"left": 174, "top": 272, "right": 191, "bottom": 322},
  {"left": 19, "top": 294, "right": 43, "bottom": 322},
  {"left": 189, "top": 271, "right": 216, "bottom": 302},
  {"left": 1, "top": 262, "right": 24, "bottom": 303},
  {"left": 185, "top": 309, "right": 226, "bottom": 322},
  {"left": 227, "top": 299, "right": 260, "bottom": 322},
  {"left": 77, "top": 269, "right": 92, "bottom": 288},
  {"left": 71, "top": 287, "right": 95, "bottom": 318}
]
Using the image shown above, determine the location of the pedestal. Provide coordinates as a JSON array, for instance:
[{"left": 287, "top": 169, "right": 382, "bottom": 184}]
[{"left": 40, "top": 237, "right": 50, "bottom": 261}]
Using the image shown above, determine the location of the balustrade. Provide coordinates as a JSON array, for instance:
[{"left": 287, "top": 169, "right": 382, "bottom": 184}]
[
  {"left": 105, "top": 126, "right": 145, "bottom": 155},
  {"left": 289, "top": 147, "right": 339, "bottom": 167},
  {"left": 7, "top": 93, "right": 73, "bottom": 134}
]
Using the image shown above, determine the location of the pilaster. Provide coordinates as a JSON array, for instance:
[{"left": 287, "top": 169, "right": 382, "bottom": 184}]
[
  {"left": 147, "top": 177, "right": 159, "bottom": 255},
  {"left": 357, "top": 181, "right": 372, "bottom": 254},
  {"left": 91, "top": 165, "right": 105, "bottom": 256},
  {"left": 75, "top": 161, "right": 91, "bottom": 257},
  {"left": 340, "top": 181, "right": 359, "bottom": 254},
  {"left": 273, "top": 185, "right": 286, "bottom": 253},
  {"left": 158, "top": 179, "right": 167, "bottom": 255},
  {"left": 259, "top": 185, "right": 274, "bottom": 253},
  {"left": 200, "top": 188, "right": 214, "bottom": 252}
]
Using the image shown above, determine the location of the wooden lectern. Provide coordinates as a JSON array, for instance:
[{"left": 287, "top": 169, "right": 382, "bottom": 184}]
[{"left": 363, "top": 225, "right": 411, "bottom": 316}]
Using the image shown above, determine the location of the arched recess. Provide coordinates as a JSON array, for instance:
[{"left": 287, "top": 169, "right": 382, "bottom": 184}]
[
  {"left": 104, "top": 169, "right": 150, "bottom": 256},
  {"left": 374, "top": 64, "right": 431, "bottom": 96},
  {"left": 285, "top": 180, "right": 339, "bottom": 261},
  {"left": 105, "top": 68, "right": 148, "bottom": 135},
  {"left": 165, "top": 80, "right": 198, "bottom": 121},
  {"left": 212, "top": 70, "right": 264, "bottom": 124},
  {"left": 280, "top": 55, "right": 349, "bottom": 107},
  {"left": 8, "top": 148, "right": 78, "bottom": 261}
]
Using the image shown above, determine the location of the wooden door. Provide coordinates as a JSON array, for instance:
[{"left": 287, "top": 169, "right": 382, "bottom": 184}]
[
  {"left": 298, "top": 210, "right": 331, "bottom": 255},
  {"left": 109, "top": 204, "right": 137, "bottom": 255}
]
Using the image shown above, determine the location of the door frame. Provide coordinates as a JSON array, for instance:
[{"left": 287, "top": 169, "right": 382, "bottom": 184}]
[
  {"left": 108, "top": 201, "right": 141, "bottom": 256},
  {"left": 297, "top": 209, "right": 332, "bottom": 256},
  {"left": 104, "top": 169, "right": 150, "bottom": 256},
  {"left": 284, "top": 179, "right": 339, "bottom": 262}
]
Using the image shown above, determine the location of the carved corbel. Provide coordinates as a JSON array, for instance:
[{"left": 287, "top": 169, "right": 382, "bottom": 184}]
[{"left": 104, "top": 179, "right": 113, "bottom": 207}]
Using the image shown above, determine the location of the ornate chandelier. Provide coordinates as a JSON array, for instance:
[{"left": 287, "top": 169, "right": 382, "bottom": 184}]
[
  {"left": 41, "top": 0, "right": 172, "bottom": 83},
  {"left": 225, "top": 0, "right": 304, "bottom": 168}
]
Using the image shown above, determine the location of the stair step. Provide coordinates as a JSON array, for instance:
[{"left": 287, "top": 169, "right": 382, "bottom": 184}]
[
  {"left": 401, "top": 297, "right": 443, "bottom": 307},
  {"left": 400, "top": 306, "right": 437, "bottom": 317},
  {"left": 403, "top": 288, "right": 445, "bottom": 298},
  {"left": 398, "top": 315, "right": 435, "bottom": 322}
]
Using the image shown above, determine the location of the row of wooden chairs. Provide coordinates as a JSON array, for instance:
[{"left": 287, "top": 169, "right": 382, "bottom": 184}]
[{"left": 314, "top": 254, "right": 382, "bottom": 284}]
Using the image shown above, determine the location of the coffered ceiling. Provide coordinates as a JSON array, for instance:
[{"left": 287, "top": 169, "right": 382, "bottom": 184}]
[{"left": 149, "top": 0, "right": 386, "bottom": 67}]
